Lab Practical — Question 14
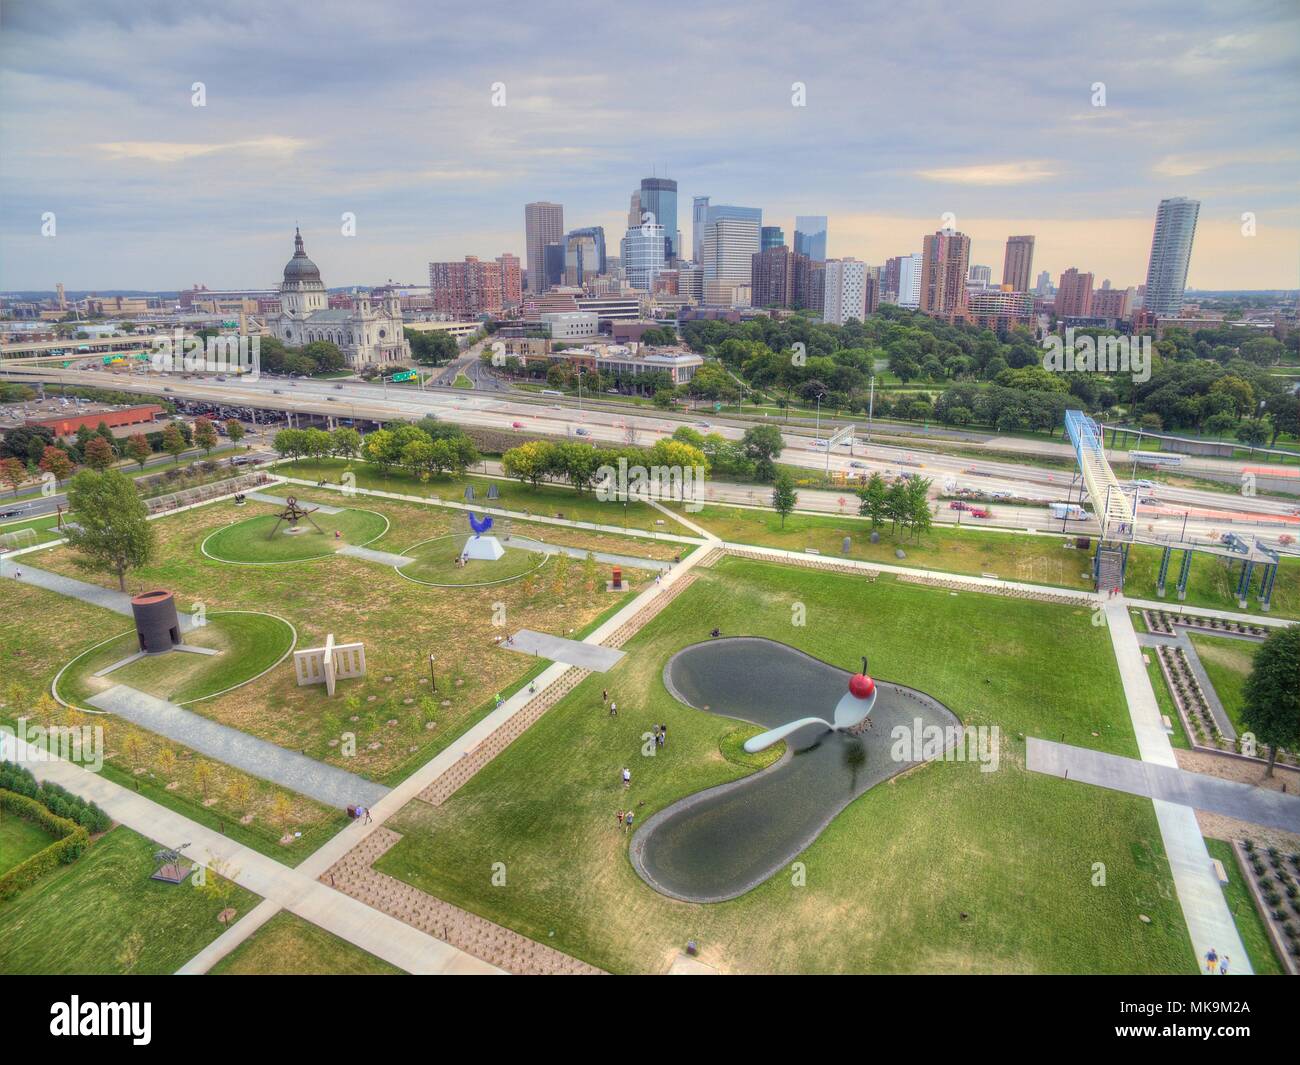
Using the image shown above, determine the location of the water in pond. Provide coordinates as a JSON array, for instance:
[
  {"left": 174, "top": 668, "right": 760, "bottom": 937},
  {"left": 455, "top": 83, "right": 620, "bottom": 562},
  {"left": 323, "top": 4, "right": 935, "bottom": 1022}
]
[{"left": 631, "top": 637, "right": 961, "bottom": 903}]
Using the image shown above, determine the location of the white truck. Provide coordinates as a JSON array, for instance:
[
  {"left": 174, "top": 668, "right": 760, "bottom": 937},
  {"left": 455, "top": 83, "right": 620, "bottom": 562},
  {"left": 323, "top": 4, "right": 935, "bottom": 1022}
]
[{"left": 1049, "top": 502, "right": 1087, "bottom": 521}]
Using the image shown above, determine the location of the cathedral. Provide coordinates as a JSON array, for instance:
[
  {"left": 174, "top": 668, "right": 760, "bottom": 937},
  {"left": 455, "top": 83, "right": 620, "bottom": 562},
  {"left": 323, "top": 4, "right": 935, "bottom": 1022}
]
[{"left": 268, "top": 228, "right": 411, "bottom": 368}]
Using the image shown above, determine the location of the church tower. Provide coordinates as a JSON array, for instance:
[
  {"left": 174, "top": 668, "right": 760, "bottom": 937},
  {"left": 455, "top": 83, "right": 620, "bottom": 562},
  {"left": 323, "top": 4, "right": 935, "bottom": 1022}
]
[{"left": 279, "top": 227, "right": 326, "bottom": 317}]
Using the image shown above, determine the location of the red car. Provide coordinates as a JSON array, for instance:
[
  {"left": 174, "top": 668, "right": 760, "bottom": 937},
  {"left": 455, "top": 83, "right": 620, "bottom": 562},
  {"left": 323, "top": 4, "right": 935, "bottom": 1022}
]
[
  {"left": 949, "top": 500, "right": 970, "bottom": 512},
  {"left": 969, "top": 507, "right": 991, "bottom": 519},
  {"left": 511, "top": 421, "right": 525, "bottom": 429}
]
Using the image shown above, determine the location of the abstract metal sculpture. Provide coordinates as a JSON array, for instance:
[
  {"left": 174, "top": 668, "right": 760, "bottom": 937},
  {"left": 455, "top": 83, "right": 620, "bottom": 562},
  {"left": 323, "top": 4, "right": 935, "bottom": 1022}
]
[{"left": 267, "top": 495, "right": 324, "bottom": 538}]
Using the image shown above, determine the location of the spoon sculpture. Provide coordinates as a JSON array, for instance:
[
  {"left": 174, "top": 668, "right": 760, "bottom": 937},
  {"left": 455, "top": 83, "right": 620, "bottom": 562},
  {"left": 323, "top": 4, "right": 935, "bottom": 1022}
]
[{"left": 743, "top": 658, "right": 877, "bottom": 753}]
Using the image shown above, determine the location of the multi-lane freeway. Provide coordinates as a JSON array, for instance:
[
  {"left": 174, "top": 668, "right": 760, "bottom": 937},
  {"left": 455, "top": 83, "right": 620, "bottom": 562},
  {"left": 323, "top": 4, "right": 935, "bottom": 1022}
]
[{"left": 4, "top": 360, "right": 1297, "bottom": 547}]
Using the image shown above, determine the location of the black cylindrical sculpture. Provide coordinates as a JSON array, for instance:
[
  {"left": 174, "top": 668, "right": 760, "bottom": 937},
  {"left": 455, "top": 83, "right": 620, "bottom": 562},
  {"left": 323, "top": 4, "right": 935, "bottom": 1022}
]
[{"left": 132, "top": 590, "right": 181, "bottom": 653}]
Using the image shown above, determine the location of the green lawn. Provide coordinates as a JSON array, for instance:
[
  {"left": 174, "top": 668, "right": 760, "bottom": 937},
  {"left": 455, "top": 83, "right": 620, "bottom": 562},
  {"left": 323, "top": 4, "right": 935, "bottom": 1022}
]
[
  {"left": 399, "top": 535, "right": 546, "bottom": 586},
  {"left": 273, "top": 457, "right": 668, "bottom": 531},
  {"left": 376, "top": 559, "right": 1194, "bottom": 974},
  {"left": 1204, "top": 839, "right": 1285, "bottom": 976},
  {"left": 0, "top": 826, "right": 258, "bottom": 974},
  {"left": 1187, "top": 634, "right": 1256, "bottom": 733},
  {"left": 452, "top": 373, "right": 474, "bottom": 389},
  {"left": 209, "top": 911, "right": 403, "bottom": 974},
  {"left": 1145, "top": 657, "right": 1192, "bottom": 750},
  {"left": 58, "top": 610, "right": 295, "bottom": 707},
  {"left": 0, "top": 813, "right": 57, "bottom": 875},
  {"left": 201, "top": 505, "right": 387, "bottom": 563}
]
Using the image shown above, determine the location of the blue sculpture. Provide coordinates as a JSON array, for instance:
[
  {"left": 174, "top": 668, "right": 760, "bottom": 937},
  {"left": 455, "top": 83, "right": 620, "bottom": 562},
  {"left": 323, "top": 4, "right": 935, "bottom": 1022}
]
[{"left": 468, "top": 512, "right": 493, "bottom": 538}]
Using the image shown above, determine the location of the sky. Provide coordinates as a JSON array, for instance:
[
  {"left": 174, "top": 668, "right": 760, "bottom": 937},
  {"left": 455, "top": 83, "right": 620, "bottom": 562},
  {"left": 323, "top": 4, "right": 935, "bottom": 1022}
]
[{"left": 1, "top": 0, "right": 1298, "bottom": 293}]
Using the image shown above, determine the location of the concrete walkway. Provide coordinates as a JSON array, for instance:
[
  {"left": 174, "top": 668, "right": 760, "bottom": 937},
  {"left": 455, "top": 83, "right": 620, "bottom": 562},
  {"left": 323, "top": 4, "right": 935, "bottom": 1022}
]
[
  {"left": 1028, "top": 737, "right": 1300, "bottom": 834},
  {"left": 1136, "top": 630, "right": 1238, "bottom": 740},
  {"left": 247, "top": 491, "right": 343, "bottom": 515},
  {"left": 509, "top": 536, "right": 669, "bottom": 571},
  {"left": 337, "top": 544, "right": 415, "bottom": 567},
  {"left": 1, "top": 561, "right": 192, "bottom": 632},
  {"left": 1, "top": 735, "right": 498, "bottom": 975},
  {"left": 505, "top": 629, "right": 626, "bottom": 672},
  {"left": 1100, "top": 598, "right": 1252, "bottom": 974},
  {"left": 88, "top": 684, "right": 387, "bottom": 809}
]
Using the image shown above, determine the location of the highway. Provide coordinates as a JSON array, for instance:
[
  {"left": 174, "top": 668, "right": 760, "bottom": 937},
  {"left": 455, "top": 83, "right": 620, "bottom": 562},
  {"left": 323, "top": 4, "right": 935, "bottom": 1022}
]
[{"left": 4, "top": 360, "right": 1297, "bottom": 547}]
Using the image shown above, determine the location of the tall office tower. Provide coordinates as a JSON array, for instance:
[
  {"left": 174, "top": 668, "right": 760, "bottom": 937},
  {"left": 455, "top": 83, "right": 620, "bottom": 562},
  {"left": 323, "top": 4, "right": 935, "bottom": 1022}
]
[
  {"left": 822, "top": 258, "right": 867, "bottom": 325},
  {"left": 55, "top": 282, "right": 66, "bottom": 310},
  {"left": 751, "top": 245, "right": 795, "bottom": 308},
  {"left": 792, "top": 255, "right": 824, "bottom": 312},
  {"left": 919, "top": 230, "right": 970, "bottom": 316},
  {"left": 1100, "top": 278, "right": 1111, "bottom": 290},
  {"left": 882, "top": 256, "right": 903, "bottom": 302},
  {"left": 1143, "top": 197, "right": 1200, "bottom": 318},
  {"left": 794, "top": 215, "right": 828, "bottom": 261},
  {"left": 563, "top": 227, "right": 607, "bottom": 286},
  {"left": 1056, "top": 268, "right": 1095, "bottom": 318},
  {"left": 429, "top": 256, "right": 505, "bottom": 317},
  {"left": 524, "top": 202, "right": 564, "bottom": 293},
  {"left": 543, "top": 243, "right": 566, "bottom": 290},
  {"left": 496, "top": 253, "right": 522, "bottom": 305},
  {"left": 620, "top": 223, "right": 666, "bottom": 290},
  {"left": 1002, "top": 235, "right": 1035, "bottom": 292},
  {"left": 677, "top": 263, "right": 704, "bottom": 302},
  {"left": 702, "top": 215, "right": 762, "bottom": 290},
  {"left": 627, "top": 191, "right": 641, "bottom": 232},
  {"left": 691, "top": 196, "right": 710, "bottom": 261},
  {"left": 639, "top": 177, "right": 678, "bottom": 259},
  {"left": 968, "top": 264, "right": 992, "bottom": 287},
  {"left": 864, "top": 272, "right": 880, "bottom": 317},
  {"left": 1034, "top": 270, "right": 1054, "bottom": 296},
  {"left": 761, "top": 226, "right": 785, "bottom": 251},
  {"left": 897, "top": 253, "right": 923, "bottom": 307}
]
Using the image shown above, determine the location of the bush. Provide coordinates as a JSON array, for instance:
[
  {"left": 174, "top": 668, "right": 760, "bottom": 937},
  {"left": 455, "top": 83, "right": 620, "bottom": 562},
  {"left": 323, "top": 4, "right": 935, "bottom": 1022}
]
[{"left": 0, "top": 789, "right": 90, "bottom": 899}]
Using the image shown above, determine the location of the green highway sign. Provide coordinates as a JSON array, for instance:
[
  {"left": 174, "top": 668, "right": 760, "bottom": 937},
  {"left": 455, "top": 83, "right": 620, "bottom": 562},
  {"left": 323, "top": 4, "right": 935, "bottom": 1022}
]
[{"left": 390, "top": 370, "right": 418, "bottom": 382}]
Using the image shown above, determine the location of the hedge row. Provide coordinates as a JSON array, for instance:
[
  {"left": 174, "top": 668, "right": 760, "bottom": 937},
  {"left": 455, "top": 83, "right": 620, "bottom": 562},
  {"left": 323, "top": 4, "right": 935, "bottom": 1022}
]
[
  {"left": 0, "top": 789, "right": 89, "bottom": 899},
  {"left": 0, "top": 762, "right": 112, "bottom": 834}
]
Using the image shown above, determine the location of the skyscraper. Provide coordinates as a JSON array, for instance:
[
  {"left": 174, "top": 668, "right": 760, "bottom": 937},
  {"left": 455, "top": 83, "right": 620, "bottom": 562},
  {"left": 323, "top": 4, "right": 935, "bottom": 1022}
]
[
  {"left": 794, "top": 215, "right": 828, "bottom": 261},
  {"left": 639, "top": 177, "right": 678, "bottom": 259},
  {"left": 1034, "top": 270, "right": 1054, "bottom": 296},
  {"left": 564, "top": 227, "right": 606, "bottom": 285},
  {"left": 896, "top": 253, "right": 923, "bottom": 308},
  {"left": 524, "top": 202, "right": 564, "bottom": 294},
  {"left": 496, "top": 253, "right": 522, "bottom": 305},
  {"left": 1056, "top": 268, "right": 1094, "bottom": 318},
  {"left": 761, "top": 226, "right": 785, "bottom": 251},
  {"left": 822, "top": 258, "right": 867, "bottom": 326},
  {"left": 621, "top": 223, "right": 666, "bottom": 290},
  {"left": 627, "top": 191, "right": 641, "bottom": 232},
  {"left": 968, "top": 264, "right": 992, "bottom": 287},
  {"left": 751, "top": 245, "right": 794, "bottom": 307},
  {"left": 701, "top": 215, "right": 761, "bottom": 285},
  {"left": 1143, "top": 197, "right": 1200, "bottom": 318},
  {"left": 429, "top": 256, "right": 504, "bottom": 317},
  {"left": 1002, "top": 235, "right": 1035, "bottom": 292},
  {"left": 920, "top": 230, "right": 969, "bottom": 316},
  {"left": 691, "top": 196, "right": 710, "bottom": 261}
]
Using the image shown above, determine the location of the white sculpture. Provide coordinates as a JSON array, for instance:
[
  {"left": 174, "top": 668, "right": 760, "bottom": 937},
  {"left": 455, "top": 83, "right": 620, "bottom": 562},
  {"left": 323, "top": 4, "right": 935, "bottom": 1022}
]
[{"left": 294, "top": 633, "right": 366, "bottom": 696}]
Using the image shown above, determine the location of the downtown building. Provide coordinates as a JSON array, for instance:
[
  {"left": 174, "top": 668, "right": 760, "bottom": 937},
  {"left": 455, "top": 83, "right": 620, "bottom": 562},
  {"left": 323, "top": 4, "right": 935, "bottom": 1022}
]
[
  {"left": 919, "top": 230, "right": 970, "bottom": 318},
  {"left": 793, "top": 215, "right": 828, "bottom": 261},
  {"left": 524, "top": 201, "right": 564, "bottom": 293},
  {"left": 822, "top": 257, "right": 868, "bottom": 326},
  {"left": 428, "top": 255, "right": 509, "bottom": 317},
  {"left": 1002, "top": 235, "right": 1035, "bottom": 292},
  {"left": 621, "top": 223, "right": 667, "bottom": 291},
  {"left": 701, "top": 213, "right": 761, "bottom": 307},
  {"left": 1055, "top": 268, "right": 1094, "bottom": 319},
  {"left": 1143, "top": 197, "right": 1201, "bottom": 318},
  {"left": 967, "top": 289, "right": 1035, "bottom": 333},
  {"left": 639, "top": 177, "right": 679, "bottom": 260}
]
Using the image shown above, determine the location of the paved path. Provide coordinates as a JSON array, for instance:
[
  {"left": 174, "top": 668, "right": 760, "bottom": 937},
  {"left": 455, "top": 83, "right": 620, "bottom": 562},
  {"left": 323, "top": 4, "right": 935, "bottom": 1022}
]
[
  {"left": 509, "top": 536, "right": 669, "bottom": 571},
  {"left": 247, "top": 491, "right": 343, "bottom": 515},
  {"left": 88, "top": 684, "right": 387, "bottom": 809},
  {"left": 1028, "top": 737, "right": 1300, "bottom": 834},
  {"left": 1, "top": 561, "right": 193, "bottom": 633},
  {"left": 505, "top": 629, "right": 626, "bottom": 672},
  {"left": 2, "top": 735, "right": 499, "bottom": 975},
  {"left": 1136, "top": 630, "right": 1237, "bottom": 740},
  {"left": 337, "top": 544, "right": 415, "bottom": 567},
  {"left": 1100, "top": 598, "right": 1252, "bottom": 974}
]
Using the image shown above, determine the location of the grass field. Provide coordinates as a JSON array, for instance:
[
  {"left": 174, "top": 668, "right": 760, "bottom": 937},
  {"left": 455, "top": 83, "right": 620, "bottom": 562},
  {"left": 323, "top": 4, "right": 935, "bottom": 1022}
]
[
  {"left": 1204, "top": 838, "right": 1285, "bottom": 976},
  {"left": 202, "top": 505, "right": 387, "bottom": 563},
  {"left": 375, "top": 558, "right": 1195, "bottom": 975},
  {"left": 0, "top": 813, "right": 56, "bottom": 875},
  {"left": 0, "top": 826, "right": 257, "bottom": 975},
  {"left": 209, "top": 911, "right": 403, "bottom": 975},
  {"left": 673, "top": 503, "right": 1299, "bottom": 618},
  {"left": 1187, "top": 634, "right": 1256, "bottom": 733},
  {"left": 399, "top": 535, "right": 546, "bottom": 586},
  {"left": 58, "top": 611, "right": 295, "bottom": 707}
]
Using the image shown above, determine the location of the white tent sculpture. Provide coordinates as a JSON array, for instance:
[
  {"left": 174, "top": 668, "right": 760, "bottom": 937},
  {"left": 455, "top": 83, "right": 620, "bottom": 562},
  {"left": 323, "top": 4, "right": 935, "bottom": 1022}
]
[{"left": 294, "top": 633, "right": 366, "bottom": 696}]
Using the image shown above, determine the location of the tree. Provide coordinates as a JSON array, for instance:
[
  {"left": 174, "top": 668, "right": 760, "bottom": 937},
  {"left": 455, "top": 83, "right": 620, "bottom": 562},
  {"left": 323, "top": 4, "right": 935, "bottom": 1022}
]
[
  {"left": 906, "top": 476, "right": 933, "bottom": 539},
  {"left": 1235, "top": 417, "right": 1270, "bottom": 448},
  {"left": 501, "top": 440, "right": 554, "bottom": 488},
  {"left": 161, "top": 421, "right": 187, "bottom": 466},
  {"left": 856, "top": 472, "right": 888, "bottom": 527},
  {"left": 771, "top": 471, "right": 797, "bottom": 529},
  {"left": 740, "top": 424, "right": 785, "bottom": 482},
  {"left": 83, "top": 435, "right": 116, "bottom": 471},
  {"left": 63, "top": 469, "right": 156, "bottom": 591},
  {"left": 0, "top": 456, "right": 25, "bottom": 497},
  {"left": 225, "top": 419, "right": 245, "bottom": 450},
  {"left": 38, "top": 445, "right": 74, "bottom": 484},
  {"left": 1240, "top": 625, "right": 1300, "bottom": 777},
  {"left": 193, "top": 417, "right": 218, "bottom": 455},
  {"left": 125, "top": 433, "right": 152, "bottom": 470},
  {"left": 331, "top": 426, "right": 361, "bottom": 460}
]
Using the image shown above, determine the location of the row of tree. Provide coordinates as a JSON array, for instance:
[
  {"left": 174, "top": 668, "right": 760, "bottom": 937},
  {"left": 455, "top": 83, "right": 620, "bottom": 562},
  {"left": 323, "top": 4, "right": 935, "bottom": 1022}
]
[
  {"left": 362, "top": 421, "right": 479, "bottom": 480},
  {"left": 501, "top": 437, "right": 708, "bottom": 494}
]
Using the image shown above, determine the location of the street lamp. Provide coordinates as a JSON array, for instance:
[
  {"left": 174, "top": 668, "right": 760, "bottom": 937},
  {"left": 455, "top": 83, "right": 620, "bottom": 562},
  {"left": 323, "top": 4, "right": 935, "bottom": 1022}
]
[{"left": 428, "top": 654, "right": 436, "bottom": 692}]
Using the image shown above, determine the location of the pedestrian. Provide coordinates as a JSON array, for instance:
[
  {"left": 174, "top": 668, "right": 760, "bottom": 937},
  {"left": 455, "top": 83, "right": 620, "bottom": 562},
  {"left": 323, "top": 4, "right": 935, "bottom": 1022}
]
[
  {"left": 1219, "top": 955, "right": 1229, "bottom": 976},
  {"left": 622, "top": 766, "right": 630, "bottom": 789},
  {"left": 609, "top": 700, "right": 617, "bottom": 717},
  {"left": 615, "top": 810, "right": 624, "bottom": 829},
  {"left": 602, "top": 688, "right": 609, "bottom": 705},
  {"left": 655, "top": 730, "right": 664, "bottom": 749},
  {"left": 364, "top": 806, "right": 373, "bottom": 824},
  {"left": 659, "top": 724, "right": 667, "bottom": 748},
  {"left": 1204, "top": 947, "right": 1218, "bottom": 974},
  {"left": 624, "top": 810, "right": 634, "bottom": 833}
]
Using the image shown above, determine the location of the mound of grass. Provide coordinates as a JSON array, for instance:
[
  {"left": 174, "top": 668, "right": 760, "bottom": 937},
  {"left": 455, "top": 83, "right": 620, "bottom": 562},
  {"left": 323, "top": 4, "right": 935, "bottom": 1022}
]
[{"left": 203, "top": 507, "right": 386, "bottom": 563}]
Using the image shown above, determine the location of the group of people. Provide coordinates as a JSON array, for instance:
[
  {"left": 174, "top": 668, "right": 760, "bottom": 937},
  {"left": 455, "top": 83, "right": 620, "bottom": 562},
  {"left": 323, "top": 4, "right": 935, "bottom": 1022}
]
[
  {"left": 1203, "top": 948, "right": 1230, "bottom": 975},
  {"left": 615, "top": 807, "right": 639, "bottom": 833}
]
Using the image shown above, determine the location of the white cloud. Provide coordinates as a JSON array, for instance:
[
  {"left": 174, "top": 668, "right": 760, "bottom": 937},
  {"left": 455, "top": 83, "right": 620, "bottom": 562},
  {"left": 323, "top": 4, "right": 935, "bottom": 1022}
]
[
  {"left": 915, "top": 161, "right": 1057, "bottom": 186},
  {"left": 96, "top": 136, "right": 309, "bottom": 164}
]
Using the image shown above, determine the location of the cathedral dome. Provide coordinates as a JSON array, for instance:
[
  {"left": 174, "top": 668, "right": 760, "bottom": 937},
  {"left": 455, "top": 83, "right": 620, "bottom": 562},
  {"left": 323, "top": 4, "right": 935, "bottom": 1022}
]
[{"left": 283, "top": 227, "right": 322, "bottom": 284}]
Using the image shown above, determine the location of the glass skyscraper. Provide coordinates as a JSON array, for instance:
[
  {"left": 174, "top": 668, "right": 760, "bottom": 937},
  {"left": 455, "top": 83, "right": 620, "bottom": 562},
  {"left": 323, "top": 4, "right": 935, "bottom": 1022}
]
[
  {"left": 794, "top": 215, "right": 828, "bottom": 261},
  {"left": 639, "top": 178, "right": 678, "bottom": 260},
  {"left": 1143, "top": 197, "right": 1200, "bottom": 318},
  {"left": 761, "top": 226, "right": 785, "bottom": 251}
]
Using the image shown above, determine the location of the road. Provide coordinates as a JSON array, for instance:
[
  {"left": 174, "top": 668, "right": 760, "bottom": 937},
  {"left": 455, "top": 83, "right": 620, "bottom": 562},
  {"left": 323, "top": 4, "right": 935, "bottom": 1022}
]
[{"left": 3, "top": 361, "right": 1297, "bottom": 545}]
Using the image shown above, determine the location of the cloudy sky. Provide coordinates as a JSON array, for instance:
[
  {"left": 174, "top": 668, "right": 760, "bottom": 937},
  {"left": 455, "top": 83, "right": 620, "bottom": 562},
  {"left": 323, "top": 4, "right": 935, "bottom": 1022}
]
[{"left": 1, "top": 0, "right": 1298, "bottom": 292}]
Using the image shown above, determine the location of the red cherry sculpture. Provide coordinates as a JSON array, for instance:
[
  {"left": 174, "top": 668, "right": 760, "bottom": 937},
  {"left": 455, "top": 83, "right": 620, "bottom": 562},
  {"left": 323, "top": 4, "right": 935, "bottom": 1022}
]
[{"left": 849, "top": 672, "right": 875, "bottom": 699}]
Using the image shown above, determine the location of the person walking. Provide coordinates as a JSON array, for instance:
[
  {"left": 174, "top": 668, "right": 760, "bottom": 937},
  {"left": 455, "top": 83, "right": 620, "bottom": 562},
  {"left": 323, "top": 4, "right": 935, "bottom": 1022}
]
[
  {"left": 364, "top": 806, "right": 373, "bottom": 824},
  {"left": 609, "top": 700, "right": 617, "bottom": 717},
  {"left": 1219, "top": 955, "right": 1229, "bottom": 976},
  {"left": 602, "top": 688, "right": 609, "bottom": 705},
  {"left": 621, "top": 766, "right": 631, "bottom": 789},
  {"left": 659, "top": 724, "right": 667, "bottom": 748},
  {"left": 1204, "top": 947, "right": 1218, "bottom": 973},
  {"left": 623, "top": 810, "right": 634, "bottom": 833},
  {"left": 615, "top": 810, "right": 624, "bottom": 830}
]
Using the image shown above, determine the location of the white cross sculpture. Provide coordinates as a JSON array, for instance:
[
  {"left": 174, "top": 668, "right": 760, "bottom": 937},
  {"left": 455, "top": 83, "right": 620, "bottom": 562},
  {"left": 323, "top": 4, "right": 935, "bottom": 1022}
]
[{"left": 293, "top": 633, "right": 366, "bottom": 696}]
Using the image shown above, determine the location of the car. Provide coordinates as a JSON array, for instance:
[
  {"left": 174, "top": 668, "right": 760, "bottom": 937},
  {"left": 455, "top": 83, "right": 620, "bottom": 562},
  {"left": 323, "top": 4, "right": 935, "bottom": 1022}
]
[
  {"left": 812, "top": 439, "right": 828, "bottom": 448},
  {"left": 949, "top": 500, "right": 970, "bottom": 511},
  {"left": 695, "top": 421, "right": 710, "bottom": 429},
  {"left": 163, "top": 386, "right": 173, "bottom": 392},
  {"left": 0, "top": 505, "right": 31, "bottom": 518},
  {"left": 1139, "top": 495, "right": 1159, "bottom": 505},
  {"left": 333, "top": 383, "right": 344, "bottom": 390},
  {"left": 575, "top": 427, "right": 590, "bottom": 436},
  {"left": 849, "top": 460, "right": 866, "bottom": 469},
  {"left": 969, "top": 507, "right": 991, "bottom": 519},
  {"left": 511, "top": 421, "right": 525, "bottom": 429},
  {"left": 326, "top": 396, "right": 337, "bottom": 402}
]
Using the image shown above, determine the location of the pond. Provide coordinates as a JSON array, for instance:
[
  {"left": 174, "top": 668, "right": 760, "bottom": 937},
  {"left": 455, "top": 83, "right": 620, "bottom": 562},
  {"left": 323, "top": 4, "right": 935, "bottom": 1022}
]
[{"left": 630, "top": 637, "right": 961, "bottom": 903}]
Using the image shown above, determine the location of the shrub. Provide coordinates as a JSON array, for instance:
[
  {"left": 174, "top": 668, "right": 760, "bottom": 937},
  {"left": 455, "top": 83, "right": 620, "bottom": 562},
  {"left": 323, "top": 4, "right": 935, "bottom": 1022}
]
[{"left": 0, "top": 789, "right": 90, "bottom": 899}]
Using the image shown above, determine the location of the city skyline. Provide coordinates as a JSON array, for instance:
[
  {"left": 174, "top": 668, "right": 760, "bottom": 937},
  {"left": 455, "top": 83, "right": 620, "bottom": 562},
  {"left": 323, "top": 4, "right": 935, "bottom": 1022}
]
[{"left": 1, "top": 0, "right": 1298, "bottom": 291}]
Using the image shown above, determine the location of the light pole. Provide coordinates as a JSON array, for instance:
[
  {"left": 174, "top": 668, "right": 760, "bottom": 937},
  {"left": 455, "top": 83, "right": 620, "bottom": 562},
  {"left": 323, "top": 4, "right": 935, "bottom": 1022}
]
[{"left": 428, "top": 654, "right": 436, "bottom": 692}]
